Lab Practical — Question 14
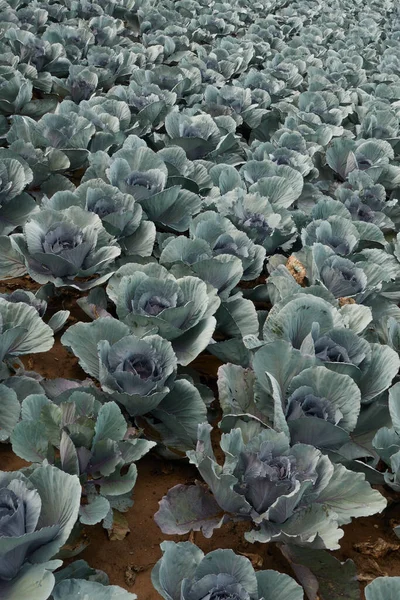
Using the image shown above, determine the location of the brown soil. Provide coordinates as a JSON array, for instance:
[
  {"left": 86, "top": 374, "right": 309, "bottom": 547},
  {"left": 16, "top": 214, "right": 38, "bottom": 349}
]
[{"left": 1, "top": 278, "right": 400, "bottom": 599}]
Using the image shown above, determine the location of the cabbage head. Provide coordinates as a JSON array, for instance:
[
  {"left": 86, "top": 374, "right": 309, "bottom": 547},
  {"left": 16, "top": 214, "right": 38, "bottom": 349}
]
[
  {"left": 0, "top": 464, "right": 80, "bottom": 599},
  {"left": 152, "top": 541, "right": 303, "bottom": 600}
]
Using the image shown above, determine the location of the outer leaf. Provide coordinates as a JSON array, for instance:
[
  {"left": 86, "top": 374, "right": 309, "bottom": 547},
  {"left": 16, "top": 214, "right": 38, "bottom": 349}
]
[
  {"left": 52, "top": 579, "right": 137, "bottom": 600},
  {"left": 118, "top": 439, "right": 156, "bottom": 463},
  {"left": 152, "top": 541, "right": 203, "bottom": 600},
  {"left": 315, "top": 464, "right": 386, "bottom": 525},
  {"left": 365, "top": 577, "right": 400, "bottom": 600},
  {"left": 0, "top": 236, "right": 27, "bottom": 279},
  {"left": 172, "top": 316, "right": 216, "bottom": 366},
  {"left": 0, "top": 561, "right": 60, "bottom": 600},
  {"left": 21, "top": 395, "right": 50, "bottom": 422},
  {"left": 0, "top": 384, "right": 20, "bottom": 441},
  {"left": 389, "top": 383, "right": 400, "bottom": 434},
  {"left": 154, "top": 483, "right": 225, "bottom": 538},
  {"left": 61, "top": 318, "right": 130, "bottom": 380},
  {"left": 359, "top": 344, "right": 400, "bottom": 403},
  {"left": 256, "top": 570, "right": 304, "bottom": 600},
  {"left": 93, "top": 402, "right": 127, "bottom": 446},
  {"left": 47, "top": 311, "right": 70, "bottom": 333},
  {"left": 79, "top": 495, "right": 110, "bottom": 526},
  {"left": 28, "top": 465, "right": 81, "bottom": 563},
  {"left": 145, "top": 379, "right": 207, "bottom": 454},
  {"left": 99, "top": 464, "right": 138, "bottom": 496},
  {"left": 89, "top": 439, "right": 121, "bottom": 477},
  {"left": 60, "top": 431, "right": 80, "bottom": 476},
  {"left": 11, "top": 421, "right": 49, "bottom": 463},
  {"left": 217, "top": 364, "right": 258, "bottom": 417},
  {"left": 281, "top": 545, "right": 358, "bottom": 600},
  {"left": 0, "top": 298, "right": 54, "bottom": 355}
]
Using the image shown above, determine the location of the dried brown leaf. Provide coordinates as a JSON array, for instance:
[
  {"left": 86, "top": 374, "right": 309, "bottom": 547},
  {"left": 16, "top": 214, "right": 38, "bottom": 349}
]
[
  {"left": 353, "top": 537, "right": 400, "bottom": 558},
  {"left": 286, "top": 255, "right": 307, "bottom": 286},
  {"left": 339, "top": 297, "right": 356, "bottom": 307},
  {"left": 107, "top": 510, "right": 130, "bottom": 541},
  {"left": 238, "top": 551, "right": 263, "bottom": 568}
]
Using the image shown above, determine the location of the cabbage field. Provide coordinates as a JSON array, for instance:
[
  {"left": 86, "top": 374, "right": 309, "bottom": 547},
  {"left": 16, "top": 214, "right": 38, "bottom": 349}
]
[{"left": 2, "top": 0, "right": 400, "bottom": 598}]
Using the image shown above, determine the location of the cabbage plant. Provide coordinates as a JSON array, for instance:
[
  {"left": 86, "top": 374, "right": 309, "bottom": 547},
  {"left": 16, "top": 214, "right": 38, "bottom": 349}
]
[
  {"left": 5, "top": 140, "right": 71, "bottom": 191},
  {"left": 8, "top": 207, "right": 121, "bottom": 290},
  {"left": 108, "top": 79, "right": 177, "bottom": 133},
  {"left": 213, "top": 189, "right": 298, "bottom": 254},
  {"left": 55, "top": 98, "right": 135, "bottom": 153},
  {"left": 238, "top": 160, "right": 304, "bottom": 209},
  {"left": 83, "top": 136, "right": 201, "bottom": 231},
  {"left": 189, "top": 211, "right": 266, "bottom": 281},
  {"left": 42, "top": 179, "right": 156, "bottom": 257},
  {"left": 260, "top": 292, "right": 400, "bottom": 404},
  {"left": 326, "top": 138, "right": 399, "bottom": 187},
  {"left": 7, "top": 112, "right": 96, "bottom": 170},
  {"left": 291, "top": 244, "right": 372, "bottom": 301},
  {"left": 61, "top": 317, "right": 177, "bottom": 416},
  {"left": 159, "top": 234, "right": 244, "bottom": 300},
  {"left": 61, "top": 318, "right": 209, "bottom": 454},
  {"left": 155, "top": 423, "right": 386, "bottom": 548},
  {"left": 3, "top": 29, "right": 70, "bottom": 77},
  {"left": 41, "top": 22, "right": 94, "bottom": 63},
  {"left": 0, "top": 464, "right": 80, "bottom": 599},
  {"left": 152, "top": 542, "right": 303, "bottom": 600},
  {"left": 335, "top": 172, "right": 395, "bottom": 232},
  {"left": 164, "top": 112, "right": 222, "bottom": 159},
  {"left": 301, "top": 216, "right": 360, "bottom": 256},
  {"left": 11, "top": 391, "right": 155, "bottom": 529},
  {"left": 53, "top": 65, "right": 99, "bottom": 104},
  {"left": 0, "top": 71, "right": 33, "bottom": 116},
  {"left": 217, "top": 350, "right": 367, "bottom": 460},
  {"left": 104, "top": 262, "right": 220, "bottom": 365}
]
